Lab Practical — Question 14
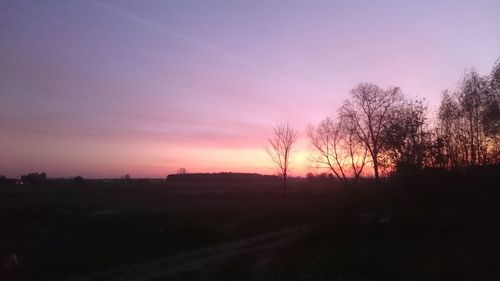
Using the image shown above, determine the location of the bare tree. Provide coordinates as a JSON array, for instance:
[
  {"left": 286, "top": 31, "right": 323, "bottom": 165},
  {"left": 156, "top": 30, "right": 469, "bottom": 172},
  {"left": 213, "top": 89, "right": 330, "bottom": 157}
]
[
  {"left": 383, "top": 98, "right": 430, "bottom": 172},
  {"left": 459, "top": 69, "right": 489, "bottom": 165},
  {"left": 266, "top": 123, "right": 299, "bottom": 201},
  {"left": 340, "top": 83, "right": 403, "bottom": 181},
  {"left": 308, "top": 117, "right": 367, "bottom": 187},
  {"left": 436, "top": 66, "right": 500, "bottom": 168},
  {"left": 486, "top": 60, "right": 500, "bottom": 162},
  {"left": 437, "top": 90, "right": 463, "bottom": 168}
]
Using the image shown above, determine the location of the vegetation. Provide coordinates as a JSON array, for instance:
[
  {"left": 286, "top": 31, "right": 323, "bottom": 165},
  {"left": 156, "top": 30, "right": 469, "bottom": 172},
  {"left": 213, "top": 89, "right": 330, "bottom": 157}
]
[
  {"left": 166, "top": 172, "right": 281, "bottom": 183},
  {"left": 303, "top": 59, "right": 500, "bottom": 188},
  {"left": 1, "top": 166, "right": 499, "bottom": 281},
  {"left": 266, "top": 123, "right": 299, "bottom": 201},
  {"left": 2, "top": 58, "right": 499, "bottom": 281},
  {"left": 20, "top": 172, "right": 47, "bottom": 185}
]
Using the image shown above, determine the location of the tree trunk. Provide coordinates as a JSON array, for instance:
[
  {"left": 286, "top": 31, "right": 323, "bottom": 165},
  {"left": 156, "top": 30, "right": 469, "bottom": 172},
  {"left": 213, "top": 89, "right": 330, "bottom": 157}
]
[
  {"left": 469, "top": 115, "right": 476, "bottom": 165},
  {"left": 373, "top": 155, "right": 380, "bottom": 183},
  {"left": 283, "top": 172, "right": 287, "bottom": 203}
]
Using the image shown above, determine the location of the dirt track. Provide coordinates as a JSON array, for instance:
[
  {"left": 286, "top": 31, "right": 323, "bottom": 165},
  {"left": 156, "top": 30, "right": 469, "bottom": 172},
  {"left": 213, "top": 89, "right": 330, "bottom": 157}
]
[{"left": 65, "top": 225, "right": 308, "bottom": 281}]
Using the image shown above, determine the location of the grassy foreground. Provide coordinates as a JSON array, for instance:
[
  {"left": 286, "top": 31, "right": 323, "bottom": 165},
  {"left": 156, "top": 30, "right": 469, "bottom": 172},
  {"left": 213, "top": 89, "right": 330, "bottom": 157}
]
[{"left": 1, "top": 167, "right": 499, "bottom": 281}]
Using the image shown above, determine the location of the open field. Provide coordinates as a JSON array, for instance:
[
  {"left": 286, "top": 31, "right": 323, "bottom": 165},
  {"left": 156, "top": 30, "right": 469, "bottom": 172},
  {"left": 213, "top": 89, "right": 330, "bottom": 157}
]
[
  {"left": 0, "top": 180, "right": 328, "bottom": 280},
  {"left": 1, "top": 167, "right": 500, "bottom": 281},
  {"left": 3, "top": 1, "right": 499, "bottom": 280}
]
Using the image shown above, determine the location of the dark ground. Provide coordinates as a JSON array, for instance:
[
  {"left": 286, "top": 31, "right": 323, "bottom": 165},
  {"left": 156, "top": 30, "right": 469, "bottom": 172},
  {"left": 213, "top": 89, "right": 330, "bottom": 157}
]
[{"left": 1, "top": 167, "right": 499, "bottom": 281}]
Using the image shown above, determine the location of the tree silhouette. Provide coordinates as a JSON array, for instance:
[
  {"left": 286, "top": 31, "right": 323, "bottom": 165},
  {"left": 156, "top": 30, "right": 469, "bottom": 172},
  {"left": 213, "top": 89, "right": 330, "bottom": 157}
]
[
  {"left": 0, "top": 175, "right": 8, "bottom": 186},
  {"left": 21, "top": 172, "right": 47, "bottom": 185},
  {"left": 437, "top": 90, "right": 463, "bottom": 168},
  {"left": 459, "top": 69, "right": 489, "bottom": 164},
  {"left": 308, "top": 117, "right": 367, "bottom": 187},
  {"left": 72, "top": 176, "right": 85, "bottom": 184},
  {"left": 383, "top": 99, "right": 430, "bottom": 171},
  {"left": 436, "top": 66, "right": 500, "bottom": 167},
  {"left": 340, "top": 83, "right": 403, "bottom": 181},
  {"left": 266, "top": 123, "right": 299, "bottom": 201}
]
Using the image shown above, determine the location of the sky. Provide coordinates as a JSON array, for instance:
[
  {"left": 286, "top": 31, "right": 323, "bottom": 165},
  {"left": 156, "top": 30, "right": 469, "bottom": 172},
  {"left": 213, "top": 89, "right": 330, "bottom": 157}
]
[{"left": 1, "top": 0, "right": 499, "bottom": 178}]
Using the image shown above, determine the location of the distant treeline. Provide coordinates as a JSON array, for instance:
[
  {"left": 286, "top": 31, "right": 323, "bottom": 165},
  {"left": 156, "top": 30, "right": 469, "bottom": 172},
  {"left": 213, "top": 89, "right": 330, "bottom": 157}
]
[
  {"left": 1, "top": 172, "right": 282, "bottom": 186},
  {"left": 0, "top": 172, "right": 49, "bottom": 186},
  {"left": 166, "top": 172, "right": 281, "bottom": 183},
  {"left": 0, "top": 173, "right": 166, "bottom": 186}
]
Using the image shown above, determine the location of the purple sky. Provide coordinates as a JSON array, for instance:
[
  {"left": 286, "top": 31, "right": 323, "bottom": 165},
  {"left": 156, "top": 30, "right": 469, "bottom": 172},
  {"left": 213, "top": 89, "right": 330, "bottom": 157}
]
[{"left": 1, "top": 0, "right": 499, "bottom": 178}]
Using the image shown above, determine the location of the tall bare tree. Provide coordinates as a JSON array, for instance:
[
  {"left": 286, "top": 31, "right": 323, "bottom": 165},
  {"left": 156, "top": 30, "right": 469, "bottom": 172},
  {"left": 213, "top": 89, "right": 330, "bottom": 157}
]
[
  {"left": 486, "top": 60, "right": 500, "bottom": 162},
  {"left": 266, "top": 123, "right": 299, "bottom": 201},
  {"left": 459, "top": 69, "right": 489, "bottom": 165},
  {"left": 383, "top": 99, "right": 430, "bottom": 171},
  {"left": 308, "top": 117, "right": 367, "bottom": 187},
  {"left": 340, "top": 83, "right": 403, "bottom": 181},
  {"left": 437, "top": 90, "right": 463, "bottom": 168},
  {"left": 436, "top": 66, "right": 500, "bottom": 168}
]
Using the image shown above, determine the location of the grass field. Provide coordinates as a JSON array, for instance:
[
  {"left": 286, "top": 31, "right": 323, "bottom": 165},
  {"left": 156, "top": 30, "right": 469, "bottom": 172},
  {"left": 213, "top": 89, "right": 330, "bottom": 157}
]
[{"left": 1, "top": 168, "right": 499, "bottom": 281}]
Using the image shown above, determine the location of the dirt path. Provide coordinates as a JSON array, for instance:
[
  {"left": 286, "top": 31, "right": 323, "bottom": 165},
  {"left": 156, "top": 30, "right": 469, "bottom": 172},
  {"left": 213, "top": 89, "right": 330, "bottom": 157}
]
[{"left": 65, "top": 225, "right": 308, "bottom": 281}]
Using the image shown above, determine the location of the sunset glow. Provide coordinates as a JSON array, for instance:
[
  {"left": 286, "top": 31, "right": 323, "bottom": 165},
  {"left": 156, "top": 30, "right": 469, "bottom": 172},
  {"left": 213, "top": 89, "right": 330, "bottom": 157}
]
[{"left": 1, "top": 1, "right": 499, "bottom": 178}]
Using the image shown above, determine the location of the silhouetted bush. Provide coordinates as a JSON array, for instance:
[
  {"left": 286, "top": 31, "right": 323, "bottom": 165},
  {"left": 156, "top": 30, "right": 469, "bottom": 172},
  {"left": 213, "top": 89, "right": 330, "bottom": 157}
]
[
  {"left": 20, "top": 172, "right": 48, "bottom": 185},
  {"left": 121, "top": 174, "right": 132, "bottom": 183},
  {"left": 305, "top": 172, "right": 336, "bottom": 183},
  {"left": 72, "top": 176, "right": 85, "bottom": 185},
  {"left": 0, "top": 175, "right": 8, "bottom": 186}
]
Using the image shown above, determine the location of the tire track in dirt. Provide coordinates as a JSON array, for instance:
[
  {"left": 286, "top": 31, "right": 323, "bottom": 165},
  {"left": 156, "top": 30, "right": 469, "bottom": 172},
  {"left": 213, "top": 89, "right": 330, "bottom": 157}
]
[{"left": 65, "top": 225, "right": 308, "bottom": 281}]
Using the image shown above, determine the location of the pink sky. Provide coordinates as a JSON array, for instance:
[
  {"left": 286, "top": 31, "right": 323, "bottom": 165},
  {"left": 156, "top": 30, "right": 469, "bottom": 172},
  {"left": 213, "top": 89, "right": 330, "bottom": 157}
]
[{"left": 1, "top": 0, "right": 499, "bottom": 178}]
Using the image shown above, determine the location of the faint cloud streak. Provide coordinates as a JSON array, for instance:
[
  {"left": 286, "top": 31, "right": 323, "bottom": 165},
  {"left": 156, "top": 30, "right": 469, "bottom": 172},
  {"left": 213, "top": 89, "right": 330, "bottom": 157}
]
[{"left": 85, "top": 0, "right": 316, "bottom": 92}]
